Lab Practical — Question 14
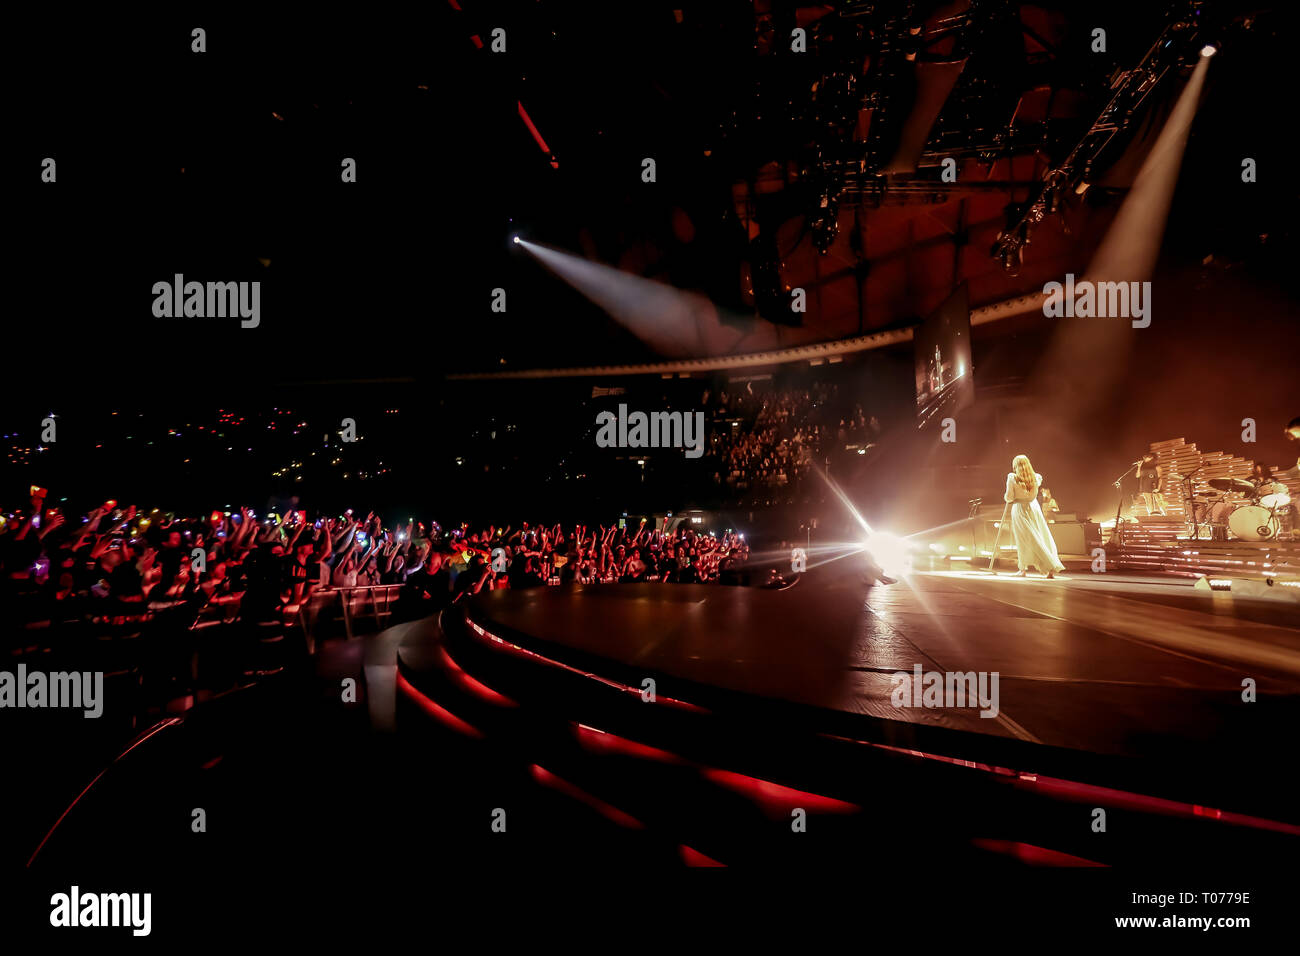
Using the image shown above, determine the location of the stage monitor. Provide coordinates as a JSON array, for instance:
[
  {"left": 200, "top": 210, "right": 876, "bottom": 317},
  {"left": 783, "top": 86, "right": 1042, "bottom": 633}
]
[{"left": 914, "top": 284, "right": 973, "bottom": 429}]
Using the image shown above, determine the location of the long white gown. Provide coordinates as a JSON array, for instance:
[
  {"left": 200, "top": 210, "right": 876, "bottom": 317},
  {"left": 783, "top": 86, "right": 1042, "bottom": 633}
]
[{"left": 1003, "top": 472, "right": 1065, "bottom": 573}]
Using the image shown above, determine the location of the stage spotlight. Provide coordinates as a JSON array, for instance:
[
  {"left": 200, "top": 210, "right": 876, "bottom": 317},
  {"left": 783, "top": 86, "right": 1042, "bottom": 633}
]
[
  {"left": 512, "top": 235, "right": 522, "bottom": 244},
  {"left": 865, "top": 531, "right": 911, "bottom": 579},
  {"left": 1200, "top": 43, "right": 1218, "bottom": 57}
]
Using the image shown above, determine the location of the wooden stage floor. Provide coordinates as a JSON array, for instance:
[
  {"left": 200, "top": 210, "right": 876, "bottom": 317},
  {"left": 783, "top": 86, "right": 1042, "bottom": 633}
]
[{"left": 468, "top": 564, "right": 1300, "bottom": 761}]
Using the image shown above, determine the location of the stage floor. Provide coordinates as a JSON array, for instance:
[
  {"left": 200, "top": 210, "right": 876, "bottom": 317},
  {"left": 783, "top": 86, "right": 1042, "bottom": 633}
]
[{"left": 467, "top": 563, "right": 1300, "bottom": 759}]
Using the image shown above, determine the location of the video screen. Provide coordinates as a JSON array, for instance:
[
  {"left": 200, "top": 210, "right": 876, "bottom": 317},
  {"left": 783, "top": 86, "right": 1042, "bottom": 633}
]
[{"left": 914, "top": 283, "right": 973, "bottom": 429}]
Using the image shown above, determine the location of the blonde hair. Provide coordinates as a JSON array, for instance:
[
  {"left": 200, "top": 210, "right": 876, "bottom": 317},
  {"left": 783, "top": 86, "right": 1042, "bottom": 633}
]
[{"left": 1012, "top": 455, "right": 1038, "bottom": 495}]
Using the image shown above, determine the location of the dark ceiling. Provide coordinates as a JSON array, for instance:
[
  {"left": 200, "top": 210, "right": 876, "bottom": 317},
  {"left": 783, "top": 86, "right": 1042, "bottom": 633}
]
[
  {"left": 8, "top": 1, "right": 1294, "bottom": 393},
  {"left": 497, "top": 0, "right": 1291, "bottom": 358}
]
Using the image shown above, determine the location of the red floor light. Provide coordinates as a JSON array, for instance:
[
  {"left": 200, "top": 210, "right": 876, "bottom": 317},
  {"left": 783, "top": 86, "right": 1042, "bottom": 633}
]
[
  {"left": 828, "top": 735, "right": 1300, "bottom": 836},
  {"left": 679, "top": 844, "right": 726, "bottom": 867},
  {"left": 437, "top": 645, "right": 518, "bottom": 707},
  {"left": 574, "top": 723, "right": 684, "bottom": 764},
  {"left": 1022, "top": 774, "right": 1300, "bottom": 835},
  {"left": 971, "top": 839, "right": 1106, "bottom": 867},
  {"left": 397, "top": 671, "right": 484, "bottom": 739},
  {"left": 702, "top": 768, "right": 860, "bottom": 817},
  {"left": 529, "top": 764, "right": 645, "bottom": 829}
]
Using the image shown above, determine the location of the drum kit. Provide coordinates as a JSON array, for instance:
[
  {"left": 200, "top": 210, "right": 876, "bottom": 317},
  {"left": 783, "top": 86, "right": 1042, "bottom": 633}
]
[{"left": 1184, "top": 474, "right": 1292, "bottom": 542}]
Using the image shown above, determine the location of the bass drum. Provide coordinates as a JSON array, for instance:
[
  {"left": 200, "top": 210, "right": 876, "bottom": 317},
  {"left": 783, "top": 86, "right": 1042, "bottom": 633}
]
[
  {"left": 1258, "top": 481, "right": 1291, "bottom": 510},
  {"left": 1191, "top": 499, "right": 1233, "bottom": 538},
  {"left": 1228, "top": 505, "right": 1279, "bottom": 542}
]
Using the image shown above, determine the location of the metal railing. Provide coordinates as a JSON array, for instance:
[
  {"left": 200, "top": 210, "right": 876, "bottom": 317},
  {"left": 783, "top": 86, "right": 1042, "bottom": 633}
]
[{"left": 297, "top": 584, "right": 406, "bottom": 649}]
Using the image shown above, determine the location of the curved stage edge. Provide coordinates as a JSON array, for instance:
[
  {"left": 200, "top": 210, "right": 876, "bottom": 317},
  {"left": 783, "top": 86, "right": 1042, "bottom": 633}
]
[{"left": 396, "top": 580, "right": 1300, "bottom": 868}]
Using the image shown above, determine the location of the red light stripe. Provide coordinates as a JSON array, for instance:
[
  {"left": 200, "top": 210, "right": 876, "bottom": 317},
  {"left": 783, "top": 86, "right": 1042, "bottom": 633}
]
[
  {"left": 397, "top": 671, "right": 484, "bottom": 738},
  {"left": 971, "top": 839, "right": 1106, "bottom": 867},
  {"left": 465, "top": 615, "right": 708, "bottom": 712},
  {"left": 517, "top": 101, "right": 553, "bottom": 157},
  {"left": 27, "top": 718, "right": 182, "bottom": 868},
  {"left": 679, "top": 844, "right": 726, "bottom": 867},
  {"left": 825, "top": 735, "right": 1300, "bottom": 836},
  {"left": 574, "top": 723, "right": 684, "bottom": 764},
  {"left": 437, "top": 644, "right": 518, "bottom": 707},
  {"left": 1022, "top": 774, "right": 1300, "bottom": 836},
  {"left": 573, "top": 723, "right": 864, "bottom": 821},
  {"left": 703, "top": 767, "right": 860, "bottom": 816},
  {"left": 530, "top": 764, "right": 645, "bottom": 829}
]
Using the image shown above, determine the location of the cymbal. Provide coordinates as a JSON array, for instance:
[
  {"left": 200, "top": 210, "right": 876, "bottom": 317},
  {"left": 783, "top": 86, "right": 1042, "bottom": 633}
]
[{"left": 1208, "top": 477, "right": 1255, "bottom": 493}]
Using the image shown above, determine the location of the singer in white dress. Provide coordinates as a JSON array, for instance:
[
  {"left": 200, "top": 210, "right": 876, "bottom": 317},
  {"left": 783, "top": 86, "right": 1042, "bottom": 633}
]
[{"left": 1003, "top": 455, "right": 1065, "bottom": 577}]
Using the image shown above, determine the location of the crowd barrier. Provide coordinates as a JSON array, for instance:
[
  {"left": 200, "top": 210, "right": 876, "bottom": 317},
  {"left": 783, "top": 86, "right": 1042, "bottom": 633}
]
[{"left": 295, "top": 584, "right": 405, "bottom": 651}]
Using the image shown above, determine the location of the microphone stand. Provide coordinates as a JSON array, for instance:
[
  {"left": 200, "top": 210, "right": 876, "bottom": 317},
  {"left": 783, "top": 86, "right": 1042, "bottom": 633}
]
[
  {"left": 987, "top": 500, "right": 1012, "bottom": 573},
  {"left": 1111, "top": 458, "right": 1145, "bottom": 549},
  {"left": 1178, "top": 468, "right": 1202, "bottom": 540}
]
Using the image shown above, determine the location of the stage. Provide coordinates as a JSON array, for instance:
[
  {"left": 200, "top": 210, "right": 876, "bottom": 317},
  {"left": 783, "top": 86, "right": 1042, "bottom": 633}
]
[
  {"left": 393, "top": 559, "right": 1300, "bottom": 864},
  {"left": 424, "top": 563, "right": 1300, "bottom": 749}
]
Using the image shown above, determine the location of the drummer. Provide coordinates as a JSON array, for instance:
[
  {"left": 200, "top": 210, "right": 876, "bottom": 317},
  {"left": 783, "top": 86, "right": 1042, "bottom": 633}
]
[
  {"left": 1253, "top": 461, "right": 1296, "bottom": 535},
  {"left": 1202, "top": 475, "right": 1255, "bottom": 540},
  {"left": 1250, "top": 463, "right": 1274, "bottom": 489}
]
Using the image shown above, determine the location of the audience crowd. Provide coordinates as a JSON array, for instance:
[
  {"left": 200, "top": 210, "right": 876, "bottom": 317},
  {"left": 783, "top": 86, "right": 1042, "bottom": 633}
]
[
  {"left": 701, "top": 383, "right": 882, "bottom": 495},
  {"left": 0, "top": 496, "right": 751, "bottom": 636},
  {"left": 3, "top": 381, "right": 888, "bottom": 643}
]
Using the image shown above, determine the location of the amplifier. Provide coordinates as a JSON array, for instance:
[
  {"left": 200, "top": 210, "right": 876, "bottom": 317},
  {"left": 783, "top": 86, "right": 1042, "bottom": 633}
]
[
  {"left": 1045, "top": 518, "right": 1099, "bottom": 556},
  {"left": 921, "top": 509, "right": 1099, "bottom": 558}
]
